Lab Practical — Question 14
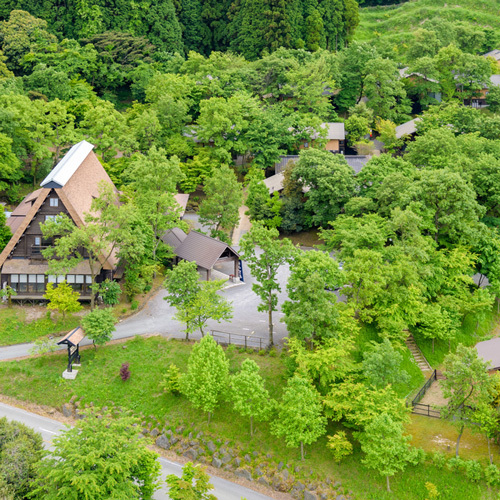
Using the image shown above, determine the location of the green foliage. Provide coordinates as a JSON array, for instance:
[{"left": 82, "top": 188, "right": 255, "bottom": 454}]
[
  {"left": 43, "top": 280, "right": 82, "bottom": 320},
  {"left": 165, "top": 462, "right": 217, "bottom": 500},
  {"left": 271, "top": 375, "right": 326, "bottom": 460},
  {"left": 326, "top": 431, "right": 353, "bottom": 463},
  {"left": 161, "top": 363, "right": 182, "bottom": 396},
  {"left": 240, "top": 223, "right": 296, "bottom": 345},
  {"left": 31, "top": 414, "right": 161, "bottom": 499},
  {"left": 486, "top": 86, "right": 500, "bottom": 113},
  {"left": 439, "top": 344, "right": 494, "bottom": 457},
  {"left": 181, "top": 334, "right": 229, "bottom": 423},
  {"left": 282, "top": 250, "right": 342, "bottom": 344},
  {"left": 98, "top": 279, "right": 122, "bottom": 307},
  {"left": 230, "top": 358, "right": 272, "bottom": 435},
  {"left": 0, "top": 417, "right": 43, "bottom": 499},
  {"left": 29, "top": 337, "right": 58, "bottom": 355},
  {"left": 292, "top": 149, "right": 356, "bottom": 227},
  {"left": 81, "top": 308, "right": 116, "bottom": 349},
  {"left": 198, "top": 164, "right": 243, "bottom": 239},
  {"left": 358, "top": 412, "right": 415, "bottom": 492},
  {"left": 362, "top": 339, "right": 410, "bottom": 389}
]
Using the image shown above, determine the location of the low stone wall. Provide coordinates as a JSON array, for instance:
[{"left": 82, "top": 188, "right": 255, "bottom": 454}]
[{"left": 61, "top": 398, "right": 352, "bottom": 500}]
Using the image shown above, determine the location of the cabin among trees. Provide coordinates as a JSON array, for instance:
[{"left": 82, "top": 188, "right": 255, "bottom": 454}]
[{"left": 0, "top": 141, "right": 118, "bottom": 301}]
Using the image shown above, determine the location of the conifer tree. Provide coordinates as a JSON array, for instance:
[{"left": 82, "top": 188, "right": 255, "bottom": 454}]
[{"left": 262, "top": 0, "right": 292, "bottom": 52}]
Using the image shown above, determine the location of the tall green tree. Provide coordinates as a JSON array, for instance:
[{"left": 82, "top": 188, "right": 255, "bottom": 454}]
[
  {"left": 181, "top": 334, "right": 229, "bottom": 424},
  {"left": 292, "top": 149, "right": 356, "bottom": 227},
  {"left": 176, "top": 279, "right": 233, "bottom": 337},
  {"left": 125, "top": 147, "right": 186, "bottom": 267},
  {"left": 41, "top": 182, "right": 131, "bottom": 310},
  {"left": 271, "top": 375, "right": 327, "bottom": 460},
  {"left": 163, "top": 260, "right": 201, "bottom": 340},
  {"left": 439, "top": 344, "right": 494, "bottom": 457},
  {"left": 230, "top": 358, "right": 272, "bottom": 435},
  {"left": 358, "top": 412, "right": 415, "bottom": 492},
  {"left": 282, "top": 250, "right": 342, "bottom": 344},
  {"left": 31, "top": 414, "right": 160, "bottom": 500},
  {"left": 240, "top": 223, "right": 296, "bottom": 345},
  {"left": 198, "top": 164, "right": 243, "bottom": 241}
]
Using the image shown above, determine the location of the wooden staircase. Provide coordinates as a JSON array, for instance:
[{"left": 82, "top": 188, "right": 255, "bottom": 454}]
[{"left": 405, "top": 334, "right": 432, "bottom": 373}]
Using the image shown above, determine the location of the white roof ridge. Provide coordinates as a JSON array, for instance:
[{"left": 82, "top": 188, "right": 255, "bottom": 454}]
[{"left": 40, "top": 140, "right": 95, "bottom": 188}]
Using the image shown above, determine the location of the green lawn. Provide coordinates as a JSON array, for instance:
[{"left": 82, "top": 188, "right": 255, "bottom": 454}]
[
  {"left": 0, "top": 336, "right": 496, "bottom": 499},
  {"left": 0, "top": 307, "right": 80, "bottom": 346}
]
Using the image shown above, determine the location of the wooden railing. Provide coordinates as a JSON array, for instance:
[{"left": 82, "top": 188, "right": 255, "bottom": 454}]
[{"left": 210, "top": 330, "right": 269, "bottom": 350}]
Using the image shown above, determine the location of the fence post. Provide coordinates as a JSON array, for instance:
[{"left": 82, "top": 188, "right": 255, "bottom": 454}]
[{"left": 245, "top": 336, "right": 247, "bottom": 349}]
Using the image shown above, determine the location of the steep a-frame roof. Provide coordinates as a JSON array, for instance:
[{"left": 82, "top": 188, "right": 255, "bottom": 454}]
[
  {"left": 0, "top": 141, "right": 118, "bottom": 270},
  {"left": 0, "top": 188, "right": 50, "bottom": 267}
]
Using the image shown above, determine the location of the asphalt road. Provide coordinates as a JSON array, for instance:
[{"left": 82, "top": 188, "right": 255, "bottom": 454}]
[
  {"left": 0, "top": 248, "right": 293, "bottom": 360},
  {"left": 0, "top": 401, "right": 273, "bottom": 500}
]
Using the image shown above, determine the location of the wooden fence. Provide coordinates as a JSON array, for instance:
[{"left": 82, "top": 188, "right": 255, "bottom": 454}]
[{"left": 408, "top": 369, "right": 442, "bottom": 418}]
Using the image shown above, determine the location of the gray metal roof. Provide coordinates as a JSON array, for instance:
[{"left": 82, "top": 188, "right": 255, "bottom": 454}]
[
  {"left": 162, "top": 229, "right": 239, "bottom": 270},
  {"left": 40, "top": 141, "right": 94, "bottom": 188},
  {"left": 395, "top": 118, "right": 421, "bottom": 139},
  {"left": 484, "top": 49, "right": 500, "bottom": 61},
  {"left": 476, "top": 338, "right": 500, "bottom": 369},
  {"left": 344, "top": 155, "right": 370, "bottom": 174},
  {"left": 490, "top": 75, "right": 500, "bottom": 87}
]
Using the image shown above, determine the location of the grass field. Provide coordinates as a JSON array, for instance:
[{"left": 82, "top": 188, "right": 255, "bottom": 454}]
[
  {"left": 357, "top": 0, "right": 500, "bottom": 51},
  {"left": 0, "top": 335, "right": 497, "bottom": 499},
  {"left": 0, "top": 308, "right": 80, "bottom": 346}
]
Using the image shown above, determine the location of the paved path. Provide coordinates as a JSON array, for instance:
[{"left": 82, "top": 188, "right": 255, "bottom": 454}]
[
  {"left": 232, "top": 204, "right": 251, "bottom": 246},
  {"left": 0, "top": 251, "right": 291, "bottom": 361},
  {"left": 0, "top": 401, "right": 273, "bottom": 500}
]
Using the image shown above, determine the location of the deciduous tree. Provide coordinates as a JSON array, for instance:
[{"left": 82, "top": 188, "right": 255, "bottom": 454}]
[
  {"left": 198, "top": 164, "right": 243, "bottom": 241},
  {"left": 358, "top": 412, "right": 415, "bottom": 492},
  {"left": 230, "top": 358, "right": 272, "bottom": 435},
  {"left": 43, "top": 280, "right": 82, "bottom": 321},
  {"left": 439, "top": 344, "right": 494, "bottom": 457},
  {"left": 271, "top": 375, "right": 326, "bottom": 460},
  {"left": 240, "top": 223, "right": 296, "bottom": 345},
  {"left": 31, "top": 414, "right": 160, "bottom": 499},
  {"left": 166, "top": 462, "right": 216, "bottom": 500},
  {"left": 81, "top": 308, "right": 116, "bottom": 350},
  {"left": 181, "top": 334, "right": 229, "bottom": 424}
]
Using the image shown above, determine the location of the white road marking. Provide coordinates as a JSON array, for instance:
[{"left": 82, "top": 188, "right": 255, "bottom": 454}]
[{"left": 40, "top": 428, "right": 57, "bottom": 435}]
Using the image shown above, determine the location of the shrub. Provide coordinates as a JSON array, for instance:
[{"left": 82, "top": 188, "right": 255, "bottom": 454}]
[
  {"left": 258, "top": 349, "right": 266, "bottom": 356},
  {"left": 447, "top": 456, "right": 465, "bottom": 473},
  {"left": 484, "top": 464, "right": 500, "bottom": 486},
  {"left": 119, "top": 363, "right": 130, "bottom": 381},
  {"left": 327, "top": 431, "right": 353, "bottom": 462},
  {"left": 464, "top": 460, "right": 482, "bottom": 482},
  {"left": 408, "top": 447, "right": 426, "bottom": 466},
  {"left": 268, "top": 347, "right": 277, "bottom": 357},
  {"left": 162, "top": 364, "right": 181, "bottom": 396},
  {"left": 131, "top": 300, "right": 139, "bottom": 310},
  {"left": 29, "top": 337, "right": 58, "bottom": 355},
  {"left": 425, "top": 482, "right": 439, "bottom": 500},
  {"left": 431, "top": 452, "right": 446, "bottom": 469}
]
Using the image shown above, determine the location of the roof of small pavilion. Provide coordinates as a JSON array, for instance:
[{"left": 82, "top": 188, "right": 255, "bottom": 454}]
[
  {"left": 57, "top": 326, "right": 86, "bottom": 347},
  {"left": 162, "top": 229, "right": 240, "bottom": 270},
  {"left": 475, "top": 338, "right": 500, "bottom": 369}
]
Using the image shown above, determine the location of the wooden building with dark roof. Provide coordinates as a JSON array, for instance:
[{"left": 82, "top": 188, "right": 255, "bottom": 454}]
[
  {"left": 0, "top": 141, "right": 119, "bottom": 301},
  {"left": 162, "top": 228, "right": 240, "bottom": 280}
]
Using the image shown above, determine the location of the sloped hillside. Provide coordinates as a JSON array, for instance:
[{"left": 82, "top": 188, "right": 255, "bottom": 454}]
[{"left": 357, "top": 0, "right": 500, "bottom": 49}]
